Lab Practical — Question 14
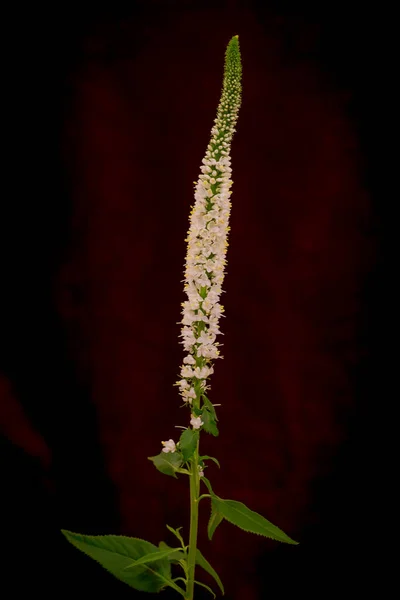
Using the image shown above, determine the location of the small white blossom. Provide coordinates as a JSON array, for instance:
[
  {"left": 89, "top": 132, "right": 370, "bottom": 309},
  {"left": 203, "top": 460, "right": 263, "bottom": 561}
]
[
  {"left": 197, "top": 344, "right": 219, "bottom": 359},
  {"left": 177, "top": 379, "right": 190, "bottom": 390},
  {"left": 190, "top": 415, "right": 203, "bottom": 430},
  {"left": 183, "top": 355, "right": 196, "bottom": 365},
  {"left": 181, "top": 387, "right": 197, "bottom": 404},
  {"left": 198, "top": 465, "right": 204, "bottom": 477},
  {"left": 161, "top": 439, "right": 176, "bottom": 453},
  {"left": 181, "top": 365, "right": 195, "bottom": 378},
  {"left": 193, "top": 365, "right": 214, "bottom": 379}
]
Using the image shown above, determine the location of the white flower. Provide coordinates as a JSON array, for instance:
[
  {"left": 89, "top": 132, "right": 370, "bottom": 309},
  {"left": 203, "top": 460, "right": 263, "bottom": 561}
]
[
  {"left": 161, "top": 439, "right": 176, "bottom": 453},
  {"left": 193, "top": 365, "right": 214, "bottom": 379},
  {"left": 181, "top": 365, "right": 195, "bottom": 378},
  {"left": 183, "top": 354, "right": 196, "bottom": 365},
  {"left": 197, "top": 344, "right": 219, "bottom": 359},
  {"left": 176, "top": 36, "right": 241, "bottom": 406},
  {"left": 198, "top": 465, "right": 204, "bottom": 477},
  {"left": 177, "top": 379, "right": 190, "bottom": 390},
  {"left": 197, "top": 331, "right": 216, "bottom": 346},
  {"left": 181, "top": 387, "right": 197, "bottom": 404},
  {"left": 190, "top": 415, "right": 203, "bottom": 430}
]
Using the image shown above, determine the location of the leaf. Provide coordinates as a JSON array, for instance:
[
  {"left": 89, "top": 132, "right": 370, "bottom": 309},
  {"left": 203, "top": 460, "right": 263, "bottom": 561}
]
[
  {"left": 202, "top": 394, "right": 218, "bottom": 420},
  {"left": 196, "top": 549, "right": 224, "bottom": 595},
  {"left": 194, "top": 580, "right": 216, "bottom": 598},
  {"left": 61, "top": 530, "right": 184, "bottom": 594},
  {"left": 179, "top": 428, "right": 199, "bottom": 462},
  {"left": 208, "top": 499, "right": 224, "bottom": 540},
  {"left": 201, "top": 408, "right": 219, "bottom": 437},
  {"left": 201, "top": 476, "right": 215, "bottom": 496},
  {"left": 200, "top": 455, "right": 221, "bottom": 469},
  {"left": 148, "top": 451, "right": 183, "bottom": 478},
  {"left": 191, "top": 407, "right": 202, "bottom": 417},
  {"left": 124, "top": 547, "right": 183, "bottom": 569},
  {"left": 159, "top": 541, "right": 186, "bottom": 563},
  {"left": 166, "top": 525, "right": 186, "bottom": 549},
  {"left": 212, "top": 498, "right": 299, "bottom": 545}
]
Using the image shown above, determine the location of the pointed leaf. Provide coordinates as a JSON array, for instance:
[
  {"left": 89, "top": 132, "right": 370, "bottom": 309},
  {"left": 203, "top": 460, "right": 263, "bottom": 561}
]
[
  {"left": 208, "top": 499, "right": 224, "bottom": 540},
  {"left": 61, "top": 530, "right": 183, "bottom": 594},
  {"left": 179, "top": 428, "right": 199, "bottom": 461},
  {"left": 196, "top": 549, "right": 224, "bottom": 595},
  {"left": 148, "top": 451, "right": 183, "bottom": 478},
  {"left": 125, "top": 547, "right": 183, "bottom": 569},
  {"left": 202, "top": 394, "right": 218, "bottom": 420},
  {"left": 166, "top": 525, "right": 186, "bottom": 549},
  {"left": 212, "top": 498, "right": 299, "bottom": 544},
  {"left": 194, "top": 580, "right": 216, "bottom": 598},
  {"left": 159, "top": 541, "right": 186, "bottom": 563},
  {"left": 201, "top": 408, "right": 219, "bottom": 436},
  {"left": 200, "top": 455, "right": 221, "bottom": 469},
  {"left": 201, "top": 476, "right": 215, "bottom": 496}
]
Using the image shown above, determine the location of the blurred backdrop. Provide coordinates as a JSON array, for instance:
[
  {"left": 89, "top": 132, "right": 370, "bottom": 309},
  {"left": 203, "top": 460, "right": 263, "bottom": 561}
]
[{"left": 1, "top": 1, "right": 390, "bottom": 598}]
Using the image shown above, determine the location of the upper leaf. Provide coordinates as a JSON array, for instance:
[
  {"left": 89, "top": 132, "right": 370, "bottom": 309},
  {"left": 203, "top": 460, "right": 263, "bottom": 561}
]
[
  {"left": 200, "top": 455, "right": 221, "bottom": 469},
  {"left": 212, "top": 498, "right": 298, "bottom": 545},
  {"left": 166, "top": 525, "right": 186, "bottom": 549},
  {"left": 202, "top": 394, "right": 218, "bottom": 421},
  {"left": 201, "top": 476, "right": 215, "bottom": 496},
  {"left": 179, "top": 428, "right": 199, "bottom": 462},
  {"left": 201, "top": 408, "right": 219, "bottom": 437},
  {"left": 61, "top": 530, "right": 179, "bottom": 593},
  {"left": 148, "top": 451, "right": 183, "bottom": 478}
]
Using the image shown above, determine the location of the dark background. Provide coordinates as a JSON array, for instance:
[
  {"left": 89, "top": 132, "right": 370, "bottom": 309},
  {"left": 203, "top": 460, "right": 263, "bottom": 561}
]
[{"left": 1, "top": 1, "right": 391, "bottom": 598}]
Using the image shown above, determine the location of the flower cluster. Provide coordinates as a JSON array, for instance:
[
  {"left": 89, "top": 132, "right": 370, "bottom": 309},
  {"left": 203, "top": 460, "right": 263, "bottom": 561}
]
[
  {"left": 160, "top": 36, "right": 242, "bottom": 452},
  {"left": 175, "top": 37, "right": 242, "bottom": 420}
]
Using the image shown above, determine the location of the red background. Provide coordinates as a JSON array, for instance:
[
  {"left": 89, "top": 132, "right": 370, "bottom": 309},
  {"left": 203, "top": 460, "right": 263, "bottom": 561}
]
[{"left": 1, "top": 1, "right": 389, "bottom": 598}]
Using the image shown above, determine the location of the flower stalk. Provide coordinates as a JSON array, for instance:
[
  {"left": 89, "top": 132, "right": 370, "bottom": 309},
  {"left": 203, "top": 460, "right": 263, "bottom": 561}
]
[
  {"left": 180, "top": 35, "right": 242, "bottom": 599},
  {"left": 186, "top": 441, "right": 200, "bottom": 600}
]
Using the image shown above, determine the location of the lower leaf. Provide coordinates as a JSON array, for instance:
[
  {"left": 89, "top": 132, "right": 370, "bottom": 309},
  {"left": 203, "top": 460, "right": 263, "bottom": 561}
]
[
  {"left": 196, "top": 549, "right": 224, "bottom": 595},
  {"left": 208, "top": 500, "right": 224, "bottom": 540},
  {"left": 124, "top": 547, "right": 183, "bottom": 569},
  {"left": 61, "top": 530, "right": 183, "bottom": 594},
  {"left": 195, "top": 580, "right": 216, "bottom": 598}
]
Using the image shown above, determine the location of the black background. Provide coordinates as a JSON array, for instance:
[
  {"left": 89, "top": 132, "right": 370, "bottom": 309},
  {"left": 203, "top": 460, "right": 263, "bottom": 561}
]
[{"left": 1, "top": 1, "right": 392, "bottom": 598}]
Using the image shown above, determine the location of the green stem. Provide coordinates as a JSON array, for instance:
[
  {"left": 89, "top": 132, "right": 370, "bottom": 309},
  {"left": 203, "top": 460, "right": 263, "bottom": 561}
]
[{"left": 185, "top": 441, "right": 200, "bottom": 600}]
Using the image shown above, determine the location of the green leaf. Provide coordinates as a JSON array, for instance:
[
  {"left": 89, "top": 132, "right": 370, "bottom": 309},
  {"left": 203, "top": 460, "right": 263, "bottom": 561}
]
[
  {"left": 212, "top": 498, "right": 299, "bottom": 545},
  {"left": 202, "top": 394, "right": 217, "bottom": 420},
  {"left": 124, "top": 547, "right": 183, "bottom": 569},
  {"left": 61, "top": 530, "right": 184, "bottom": 594},
  {"left": 179, "top": 428, "right": 199, "bottom": 461},
  {"left": 196, "top": 549, "right": 224, "bottom": 595},
  {"left": 159, "top": 541, "right": 186, "bottom": 563},
  {"left": 148, "top": 451, "right": 183, "bottom": 478},
  {"left": 200, "top": 455, "right": 221, "bottom": 469},
  {"left": 208, "top": 499, "right": 224, "bottom": 540},
  {"left": 201, "top": 408, "right": 219, "bottom": 437},
  {"left": 194, "top": 580, "right": 216, "bottom": 598},
  {"left": 201, "top": 476, "right": 215, "bottom": 496},
  {"left": 166, "top": 525, "right": 186, "bottom": 549}
]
